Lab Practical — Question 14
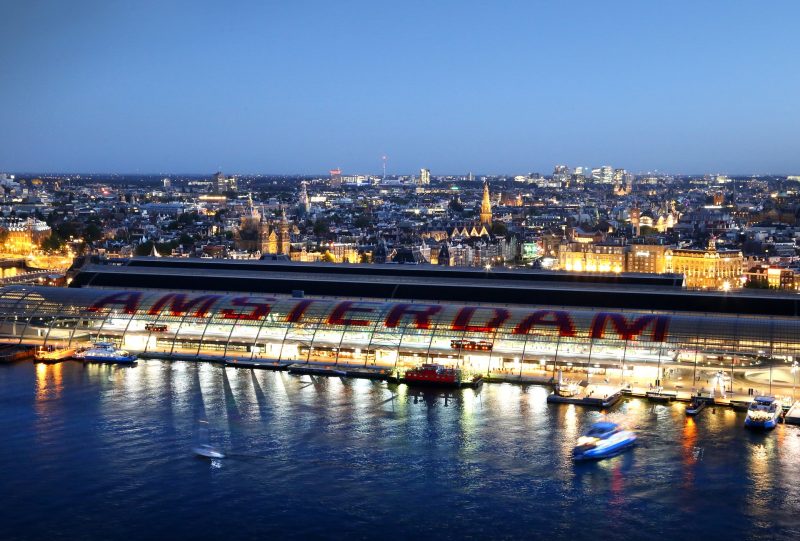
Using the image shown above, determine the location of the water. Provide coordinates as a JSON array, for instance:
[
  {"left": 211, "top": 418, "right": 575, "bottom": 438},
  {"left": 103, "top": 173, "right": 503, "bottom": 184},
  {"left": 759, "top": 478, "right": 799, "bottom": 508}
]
[{"left": 1, "top": 360, "right": 799, "bottom": 541}]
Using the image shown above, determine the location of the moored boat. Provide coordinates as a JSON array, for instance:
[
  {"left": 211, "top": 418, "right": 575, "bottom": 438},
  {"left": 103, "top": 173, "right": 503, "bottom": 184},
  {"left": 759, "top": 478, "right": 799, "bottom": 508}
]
[
  {"left": 573, "top": 421, "right": 637, "bottom": 461},
  {"left": 686, "top": 397, "right": 706, "bottom": 416},
  {"left": 744, "top": 396, "right": 781, "bottom": 430},
  {"left": 34, "top": 345, "right": 76, "bottom": 363},
  {"left": 402, "top": 363, "right": 482, "bottom": 388},
  {"left": 79, "top": 342, "right": 137, "bottom": 364}
]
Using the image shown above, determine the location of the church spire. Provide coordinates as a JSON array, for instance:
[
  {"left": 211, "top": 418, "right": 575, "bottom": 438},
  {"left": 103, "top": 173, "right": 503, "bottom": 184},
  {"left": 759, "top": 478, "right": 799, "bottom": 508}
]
[{"left": 480, "top": 181, "right": 492, "bottom": 226}]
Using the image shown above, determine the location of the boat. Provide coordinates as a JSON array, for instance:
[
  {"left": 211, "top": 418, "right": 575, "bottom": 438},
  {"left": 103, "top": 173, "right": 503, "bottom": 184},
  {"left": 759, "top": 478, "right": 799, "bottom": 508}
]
[
  {"left": 402, "top": 363, "right": 482, "bottom": 388},
  {"left": 192, "top": 419, "right": 225, "bottom": 459},
  {"left": 79, "top": 342, "right": 137, "bottom": 364},
  {"left": 744, "top": 396, "right": 782, "bottom": 430},
  {"left": 685, "top": 397, "right": 706, "bottom": 416},
  {"left": 554, "top": 369, "right": 580, "bottom": 397},
  {"left": 645, "top": 386, "right": 677, "bottom": 402},
  {"left": 192, "top": 443, "right": 226, "bottom": 459},
  {"left": 34, "top": 345, "right": 76, "bottom": 363},
  {"left": 573, "top": 421, "right": 637, "bottom": 461}
]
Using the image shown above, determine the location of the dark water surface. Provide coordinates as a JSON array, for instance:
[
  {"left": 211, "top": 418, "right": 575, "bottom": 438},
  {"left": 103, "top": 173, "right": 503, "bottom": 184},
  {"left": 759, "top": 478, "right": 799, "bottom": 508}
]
[{"left": 1, "top": 360, "right": 799, "bottom": 541}]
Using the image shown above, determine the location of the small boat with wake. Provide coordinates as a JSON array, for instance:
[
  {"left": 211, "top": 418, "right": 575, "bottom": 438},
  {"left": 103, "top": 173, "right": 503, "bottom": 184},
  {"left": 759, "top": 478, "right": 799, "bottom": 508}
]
[
  {"left": 573, "top": 421, "right": 637, "bottom": 461},
  {"left": 192, "top": 419, "right": 225, "bottom": 459}
]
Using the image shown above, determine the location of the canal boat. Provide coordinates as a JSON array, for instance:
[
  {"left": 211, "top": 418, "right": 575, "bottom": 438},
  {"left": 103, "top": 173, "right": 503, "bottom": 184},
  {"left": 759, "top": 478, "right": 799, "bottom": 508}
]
[
  {"left": 744, "top": 396, "right": 782, "bottom": 430},
  {"left": 686, "top": 397, "right": 706, "bottom": 416},
  {"left": 573, "top": 421, "right": 637, "bottom": 461},
  {"left": 78, "top": 342, "right": 137, "bottom": 364},
  {"left": 402, "top": 363, "right": 482, "bottom": 388}
]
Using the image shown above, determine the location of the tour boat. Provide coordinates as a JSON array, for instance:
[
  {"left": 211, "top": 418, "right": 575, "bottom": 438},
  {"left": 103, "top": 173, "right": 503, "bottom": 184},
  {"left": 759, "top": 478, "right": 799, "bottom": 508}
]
[
  {"left": 573, "top": 422, "right": 637, "bottom": 461},
  {"left": 79, "top": 342, "right": 137, "bottom": 364},
  {"left": 402, "top": 363, "right": 482, "bottom": 388},
  {"left": 744, "top": 396, "right": 782, "bottom": 430}
]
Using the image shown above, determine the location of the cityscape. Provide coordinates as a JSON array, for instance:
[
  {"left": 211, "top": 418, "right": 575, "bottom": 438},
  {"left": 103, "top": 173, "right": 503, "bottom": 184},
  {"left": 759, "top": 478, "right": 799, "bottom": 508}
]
[
  {"left": 3, "top": 167, "right": 800, "bottom": 291},
  {"left": 2, "top": 1, "right": 800, "bottom": 541}
]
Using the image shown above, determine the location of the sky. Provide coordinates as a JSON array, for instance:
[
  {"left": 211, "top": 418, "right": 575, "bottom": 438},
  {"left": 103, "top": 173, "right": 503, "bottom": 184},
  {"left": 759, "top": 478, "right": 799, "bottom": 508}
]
[{"left": 1, "top": 0, "right": 799, "bottom": 176}]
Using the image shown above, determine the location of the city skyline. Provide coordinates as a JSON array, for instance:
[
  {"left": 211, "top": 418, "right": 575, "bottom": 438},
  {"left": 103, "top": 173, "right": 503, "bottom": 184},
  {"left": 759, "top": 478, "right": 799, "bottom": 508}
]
[{"left": 1, "top": 1, "right": 799, "bottom": 174}]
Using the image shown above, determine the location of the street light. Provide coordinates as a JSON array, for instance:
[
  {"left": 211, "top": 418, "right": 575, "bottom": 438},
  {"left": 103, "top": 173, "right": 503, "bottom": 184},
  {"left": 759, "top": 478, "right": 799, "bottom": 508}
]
[{"left": 792, "top": 361, "right": 798, "bottom": 402}]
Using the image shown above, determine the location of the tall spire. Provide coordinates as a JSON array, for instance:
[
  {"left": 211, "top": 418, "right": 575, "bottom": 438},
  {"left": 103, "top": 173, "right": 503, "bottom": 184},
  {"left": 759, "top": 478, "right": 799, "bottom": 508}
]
[{"left": 480, "top": 181, "right": 492, "bottom": 226}]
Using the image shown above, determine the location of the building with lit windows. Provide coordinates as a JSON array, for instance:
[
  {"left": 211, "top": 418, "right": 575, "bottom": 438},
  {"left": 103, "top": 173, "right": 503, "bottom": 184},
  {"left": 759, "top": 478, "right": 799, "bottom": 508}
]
[
  {"left": 419, "top": 168, "right": 431, "bottom": 186},
  {"left": 0, "top": 218, "right": 51, "bottom": 255},
  {"left": 626, "top": 243, "right": 669, "bottom": 274},
  {"left": 558, "top": 241, "right": 626, "bottom": 273},
  {"left": 665, "top": 239, "right": 743, "bottom": 290}
]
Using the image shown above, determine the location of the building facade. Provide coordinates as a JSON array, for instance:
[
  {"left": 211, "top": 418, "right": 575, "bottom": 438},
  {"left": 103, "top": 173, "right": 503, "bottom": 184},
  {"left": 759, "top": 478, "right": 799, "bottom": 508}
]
[{"left": 1, "top": 285, "right": 797, "bottom": 387}]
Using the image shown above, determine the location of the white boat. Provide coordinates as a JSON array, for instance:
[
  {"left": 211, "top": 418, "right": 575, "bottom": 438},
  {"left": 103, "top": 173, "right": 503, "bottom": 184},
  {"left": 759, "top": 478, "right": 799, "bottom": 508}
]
[
  {"left": 79, "top": 342, "right": 137, "bottom": 364},
  {"left": 573, "top": 422, "right": 637, "bottom": 461},
  {"left": 192, "top": 443, "right": 226, "bottom": 459},
  {"left": 193, "top": 419, "right": 225, "bottom": 459},
  {"left": 744, "top": 396, "right": 781, "bottom": 430},
  {"left": 554, "top": 369, "right": 580, "bottom": 397}
]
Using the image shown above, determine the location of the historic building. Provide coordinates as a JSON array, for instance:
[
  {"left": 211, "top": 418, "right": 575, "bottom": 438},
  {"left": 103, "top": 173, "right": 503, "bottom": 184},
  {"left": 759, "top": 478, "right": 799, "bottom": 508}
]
[
  {"left": 665, "top": 238, "right": 743, "bottom": 290},
  {"left": 0, "top": 218, "right": 51, "bottom": 255},
  {"left": 233, "top": 202, "right": 290, "bottom": 256},
  {"left": 480, "top": 181, "right": 493, "bottom": 226}
]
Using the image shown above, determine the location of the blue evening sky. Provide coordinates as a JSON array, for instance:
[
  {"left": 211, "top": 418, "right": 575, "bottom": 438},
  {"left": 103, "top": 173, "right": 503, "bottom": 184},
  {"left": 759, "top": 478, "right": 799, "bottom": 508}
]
[{"left": 0, "top": 0, "right": 798, "bottom": 175}]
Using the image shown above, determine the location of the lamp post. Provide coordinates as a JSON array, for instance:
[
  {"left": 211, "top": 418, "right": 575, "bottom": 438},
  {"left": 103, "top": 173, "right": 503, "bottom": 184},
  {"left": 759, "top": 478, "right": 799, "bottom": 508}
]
[{"left": 792, "top": 361, "right": 798, "bottom": 402}]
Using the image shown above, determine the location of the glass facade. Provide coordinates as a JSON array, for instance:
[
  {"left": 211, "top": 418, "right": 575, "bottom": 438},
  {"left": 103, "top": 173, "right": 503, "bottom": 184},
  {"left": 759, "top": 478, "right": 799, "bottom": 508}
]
[{"left": 0, "top": 285, "right": 797, "bottom": 393}]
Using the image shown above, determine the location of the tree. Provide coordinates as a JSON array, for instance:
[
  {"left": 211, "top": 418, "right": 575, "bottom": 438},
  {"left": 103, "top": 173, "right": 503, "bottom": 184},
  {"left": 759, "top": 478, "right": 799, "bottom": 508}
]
[
  {"left": 354, "top": 214, "right": 371, "bottom": 229},
  {"left": 84, "top": 223, "right": 103, "bottom": 243},
  {"left": 491, "top": 222, "right": 508, "bottom": 236},
  {"left": 179, "top": 233, "right": 195, "bottom": 246},
  {"left": 41, "top": 233, "right": 65, "bottom": 253},
  {"left": 313, "top": 219, "right": 330, "bottom": 237}
]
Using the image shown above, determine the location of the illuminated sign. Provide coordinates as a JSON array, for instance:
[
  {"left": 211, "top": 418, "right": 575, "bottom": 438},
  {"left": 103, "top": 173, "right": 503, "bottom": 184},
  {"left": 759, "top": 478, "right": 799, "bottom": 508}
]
[{"left": 87, "top": 291, "right": 671, "bottom": 342}]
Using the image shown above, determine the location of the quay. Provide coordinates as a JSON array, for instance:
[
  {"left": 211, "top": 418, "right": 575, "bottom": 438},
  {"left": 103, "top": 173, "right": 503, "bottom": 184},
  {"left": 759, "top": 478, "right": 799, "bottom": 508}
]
[{"left": 10, "top": 351, "right": 800, "bottom": 418}]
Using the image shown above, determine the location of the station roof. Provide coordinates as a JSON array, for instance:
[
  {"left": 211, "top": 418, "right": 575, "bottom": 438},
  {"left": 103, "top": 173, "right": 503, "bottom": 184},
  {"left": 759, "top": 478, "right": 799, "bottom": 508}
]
[{"left": 68, "top": 257, "right": 800, "bottom": 318}]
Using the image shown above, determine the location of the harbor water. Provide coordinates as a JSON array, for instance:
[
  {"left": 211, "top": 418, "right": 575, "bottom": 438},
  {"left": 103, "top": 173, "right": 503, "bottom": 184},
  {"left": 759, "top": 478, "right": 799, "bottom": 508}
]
[{"left": 1, "top": 360, "right": 799, "bottom": 540}]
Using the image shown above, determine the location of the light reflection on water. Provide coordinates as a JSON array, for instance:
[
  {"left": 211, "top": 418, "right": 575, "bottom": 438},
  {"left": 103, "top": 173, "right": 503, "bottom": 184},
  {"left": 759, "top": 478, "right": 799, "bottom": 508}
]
[{"left": 2, "top": 359, "right": 800, "bottom": 541}]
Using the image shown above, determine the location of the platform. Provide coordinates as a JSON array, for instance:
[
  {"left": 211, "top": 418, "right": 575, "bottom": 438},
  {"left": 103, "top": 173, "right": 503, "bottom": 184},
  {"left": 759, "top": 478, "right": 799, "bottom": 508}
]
[
  {"left": 547, "top": 386, "right": 623, "bottom": 408},
  {"left": 783, "top": 402, "right": 800, "bottom": 425}
]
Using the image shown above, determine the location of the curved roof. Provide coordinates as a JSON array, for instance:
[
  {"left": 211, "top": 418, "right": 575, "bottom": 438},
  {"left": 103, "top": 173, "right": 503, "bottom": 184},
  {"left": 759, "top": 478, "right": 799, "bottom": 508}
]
[{"left": 0, "top": 285, "right": 797, "bottom": 358}]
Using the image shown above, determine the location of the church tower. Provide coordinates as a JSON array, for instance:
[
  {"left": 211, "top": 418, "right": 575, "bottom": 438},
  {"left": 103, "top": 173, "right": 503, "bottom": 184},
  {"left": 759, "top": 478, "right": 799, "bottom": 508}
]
[
  {"left": 279, "top": 208, "right": 291, "bottom": 255},
  {"left": 480, "top": 181, "right": 493, "bottom": 226}
]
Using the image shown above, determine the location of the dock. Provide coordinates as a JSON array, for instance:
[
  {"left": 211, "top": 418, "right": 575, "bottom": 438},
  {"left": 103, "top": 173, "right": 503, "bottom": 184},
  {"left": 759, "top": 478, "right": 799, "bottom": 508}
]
[
  {"left": 547, "top": 386, "right": 623, "bottom": 408},
  {"left": 0, "top": 345, "right": 35, "bottom": 363},
  {"left": 784, "top": 402, "right": 800, "bottom": 425}
]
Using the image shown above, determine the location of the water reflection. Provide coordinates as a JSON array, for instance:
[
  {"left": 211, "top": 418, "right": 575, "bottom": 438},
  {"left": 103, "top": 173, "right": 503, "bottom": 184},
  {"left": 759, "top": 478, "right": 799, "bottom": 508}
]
[{"left": 5, "top": 359, "right": 800, "bottom": 540}]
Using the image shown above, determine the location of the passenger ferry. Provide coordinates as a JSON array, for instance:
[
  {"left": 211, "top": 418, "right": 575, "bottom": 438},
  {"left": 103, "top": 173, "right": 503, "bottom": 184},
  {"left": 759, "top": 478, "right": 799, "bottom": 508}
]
[
  {"left": 744, "top": 396, "right": 782, "bottom": 429},
  {"left": 573, "top": 422, "right": 637, "bottom": 461},
  {"left": 402, "top": 363, "right": 483, "bottom": 388},
  {"left": 77, "top": 342, "right": 137, "bottom": 364}
]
